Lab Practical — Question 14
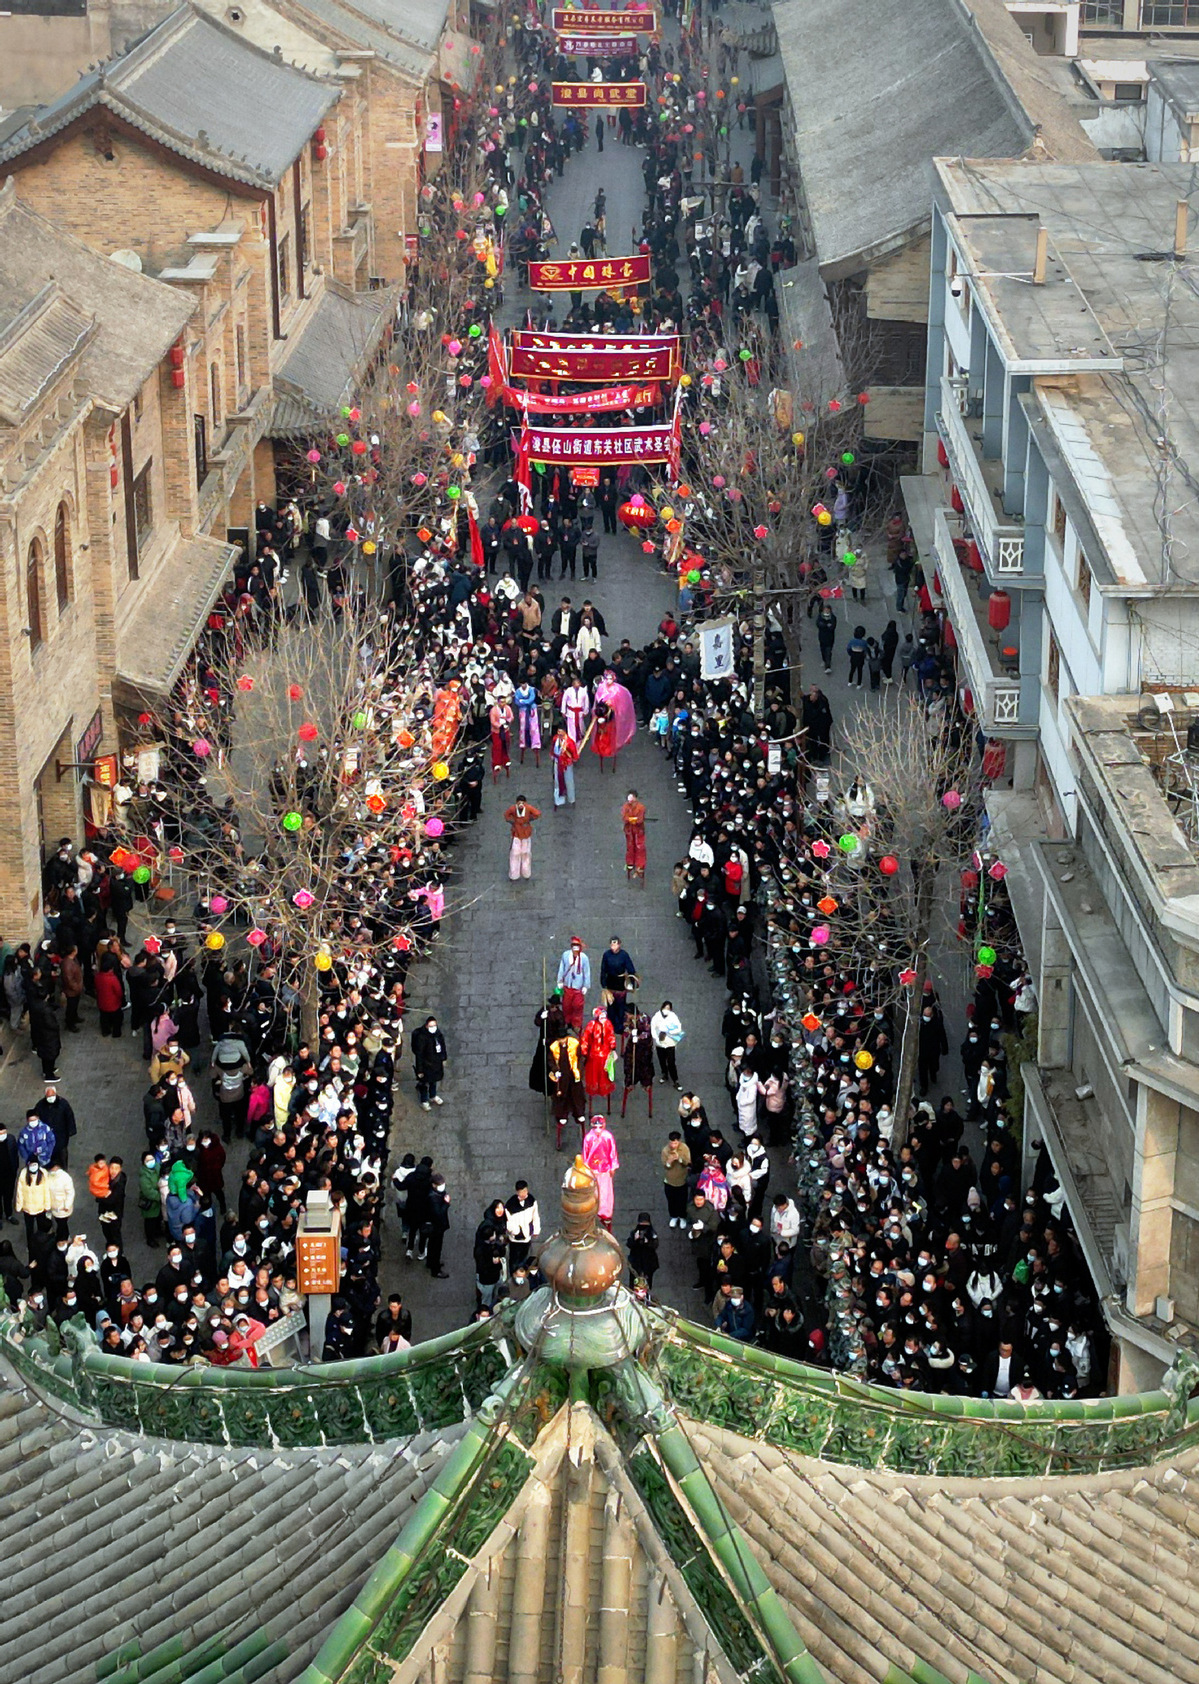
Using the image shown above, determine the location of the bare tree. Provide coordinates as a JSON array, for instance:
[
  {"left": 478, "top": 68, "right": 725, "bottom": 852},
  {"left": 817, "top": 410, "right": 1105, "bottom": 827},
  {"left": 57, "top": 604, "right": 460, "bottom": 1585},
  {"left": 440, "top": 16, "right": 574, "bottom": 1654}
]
[{"left": 822, "top": 692, "right": 978, "bottom": 1137}]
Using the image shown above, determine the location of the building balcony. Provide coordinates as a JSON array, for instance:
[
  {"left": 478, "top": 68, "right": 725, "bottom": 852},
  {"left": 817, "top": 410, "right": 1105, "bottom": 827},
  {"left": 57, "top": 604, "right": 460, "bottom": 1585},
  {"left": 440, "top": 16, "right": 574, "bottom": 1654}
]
[
  {"left": 936, "top": 374, "right": 1026, "bottom": 578},
  {"left": 931, "top": 504, "right": 1027, "bottom": 734}
]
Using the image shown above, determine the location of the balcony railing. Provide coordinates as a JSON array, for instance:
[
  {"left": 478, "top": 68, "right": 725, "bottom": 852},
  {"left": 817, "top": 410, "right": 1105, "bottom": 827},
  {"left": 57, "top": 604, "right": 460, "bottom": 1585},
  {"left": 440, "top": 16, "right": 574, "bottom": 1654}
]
[
  {"left": 937, "top": 375, "right": 1025, "bottom": 576},
  {"left": 932, "top": 506, "right": 1025, "bottom": 735}
]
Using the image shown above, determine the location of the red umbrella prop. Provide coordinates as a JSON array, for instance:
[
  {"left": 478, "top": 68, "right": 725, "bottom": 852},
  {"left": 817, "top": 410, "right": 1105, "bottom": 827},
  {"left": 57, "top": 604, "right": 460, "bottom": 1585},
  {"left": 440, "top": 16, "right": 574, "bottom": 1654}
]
[
  {"left": 618, "top": 499, "right": 655, "bottom": 532},
  {"left": 514, "top": 514, "right": 539, "bottom": 535}
]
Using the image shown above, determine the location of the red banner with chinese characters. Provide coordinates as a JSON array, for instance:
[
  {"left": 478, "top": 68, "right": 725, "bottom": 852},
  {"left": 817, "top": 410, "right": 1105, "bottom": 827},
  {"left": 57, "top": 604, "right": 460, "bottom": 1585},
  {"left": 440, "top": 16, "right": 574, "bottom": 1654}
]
[
  {"left": 523, "top": 422, "right": 677, "bottom": 465},
  {"left": 527, "top": 253, "right": 651, "bottom": 291},
  {"left": 552, "top": 7, "right": 657, "bottom": 29},
  {"left": 557, "top": 33, "right": 638, "bottom": 54},
  {"left": 551, "top": 80, "right": 646, "bottom": 108},
  {"left": 509, "top": 330, "right": 680, "bottom": 383},
  {"left": 507, "top": 381, "right": 661, "bottom": 412}
]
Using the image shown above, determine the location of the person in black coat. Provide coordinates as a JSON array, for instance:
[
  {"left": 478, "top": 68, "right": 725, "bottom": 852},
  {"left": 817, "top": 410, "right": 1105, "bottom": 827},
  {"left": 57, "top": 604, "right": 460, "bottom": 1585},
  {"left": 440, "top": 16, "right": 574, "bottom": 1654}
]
[
  {"left": 410, "top": 1017, "right": 447, "bottom": 1108},
  {"left": 27, "top": 994, "right": 61, "bottom": 1082},
  {"left": 35, "top": 1085, "right": 75, "bottom": 1167},
  {"left": 626, "top": 1213, "right": 659, "bottom": 1288},
  {"left": 422, "top": 1175, "right": 450, "bottom": 1277},
  {"left": 0, "top": 1124, "right": 17, "bottom": 1224}
]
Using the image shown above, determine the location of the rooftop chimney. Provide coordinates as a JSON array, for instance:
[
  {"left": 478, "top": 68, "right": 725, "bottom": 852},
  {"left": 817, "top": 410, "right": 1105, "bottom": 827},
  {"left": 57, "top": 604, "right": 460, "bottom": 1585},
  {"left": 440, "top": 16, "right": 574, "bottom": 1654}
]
[{"left": 1032, "top": 226, "right": 1048, "bottom": 286}]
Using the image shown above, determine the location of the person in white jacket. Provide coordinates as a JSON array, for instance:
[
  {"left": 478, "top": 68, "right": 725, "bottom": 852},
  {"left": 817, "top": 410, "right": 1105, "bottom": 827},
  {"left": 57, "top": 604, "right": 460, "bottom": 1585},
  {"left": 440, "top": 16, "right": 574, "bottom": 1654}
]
[
  {"left": 46, "top": 1163, "right": 75, "bottom": 1240},
  {"left": 649, "top": 1002, "right": 684, "bottom": 1088}
]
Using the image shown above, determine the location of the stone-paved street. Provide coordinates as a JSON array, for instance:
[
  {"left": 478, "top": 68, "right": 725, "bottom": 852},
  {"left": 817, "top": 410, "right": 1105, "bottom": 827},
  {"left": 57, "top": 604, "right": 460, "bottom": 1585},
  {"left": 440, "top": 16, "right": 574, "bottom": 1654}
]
[{"left": 0, "top": 61, "right": 973, "bottom": 1346}]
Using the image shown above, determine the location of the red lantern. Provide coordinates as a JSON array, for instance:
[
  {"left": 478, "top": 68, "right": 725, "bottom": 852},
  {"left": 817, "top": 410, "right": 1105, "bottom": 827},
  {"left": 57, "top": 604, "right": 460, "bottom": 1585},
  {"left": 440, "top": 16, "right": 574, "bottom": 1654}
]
[
  {"left": 965, "top": 541, "right": 984, "bottom": 574},
  {"left": 988, "top": 590, "right": 1011, "bottom": 631},
  {"left": 171, "top": 370, "right": 185, "bottom": 389},
  {"left": 298, "top": 722, "right": 319, "bottom": 742},
  {"left": 618, "top": 500, "right": 655, "bottom": 532},
  {"left": 169, "top": 344, "right": 184, "bottom": 369},
  {"left": 982, "top": 739, "right": 1007, "bottom": 780},
  {"left": 937, "top": 440, "right": 949, "bottom": 470},
  {"left": 943, "top": 620, "right": 956, "bottom": 651},
  {"left": 962, "top": 687, "right": 975, "bottom": 716},
  {"left": 950, "top": 485, "right": 964, "bottom": 515},
  {"left": 961, "top": 869, "right": 979, "bottom": 891},
  {"left": 879, "top": 855, "right": 899, "bottom": 876},
  {"left": 352, "top": 439, "right": 368, "bottom": 455}
]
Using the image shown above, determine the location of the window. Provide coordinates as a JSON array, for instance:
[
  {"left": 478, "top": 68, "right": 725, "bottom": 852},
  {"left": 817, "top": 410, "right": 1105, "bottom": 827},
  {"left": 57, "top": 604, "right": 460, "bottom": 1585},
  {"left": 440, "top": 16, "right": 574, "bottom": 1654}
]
[
  {"left": 1082, "top": 0, "right": 1122, "bottom": 17},
  {"left": 26, "top": 538, "right": 43, "bottom": 649},
  {"left": 53, "top": 500, "right": 71, "bottom": 612},
  {"left": 235, "top": 323, "right": 248, "bottom": 398},
  {"left": 209, "top": 360, "right": 223, "bottom": 431},
  {"left": 1141, "top": 0, "right": 1198, "bottom": 20},
  {"left": 1052, "top": 493, "right": 1067, "bottom": 543},
  {"left": 1047, "top": 629, "right": 1061, "bottom": 703},
  {"left": 1113, "top": 83, "right": 1145, "bottom": 103},
  {"left": 132, "top": 463, "right": 153, "bottom": 551},
  {"left": 277, "top": 233, "right": 291, "bottom": 302},
  {"left": 194, "top": 414, "right": 208, "bottom": 489},
  {"left": 300, "top": 202, "right": 312, "bottom": 275},
  {"left": 1078, "top": 548, "right": 1093, "bottom": 610}
]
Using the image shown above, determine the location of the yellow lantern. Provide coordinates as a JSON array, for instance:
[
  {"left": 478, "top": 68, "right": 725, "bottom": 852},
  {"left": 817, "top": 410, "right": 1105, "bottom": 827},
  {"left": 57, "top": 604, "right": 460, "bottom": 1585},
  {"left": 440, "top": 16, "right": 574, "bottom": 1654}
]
[
  {"left": 205, "top": 931, "right": 225, "bottom": 951},
  {"left": 362, "top": 540, "right": 377, "bottom": 555},
  {"left": 792, "top": 431, "right": 805, "bottom": 447},
  {"left": 451, "top": 452, "right": 466, "bottom": 469},
  {"left": 432, "top": 761, "right": 450, "bottom": 780},
  {"left": 679, "top": 373, "right": 691, "bottom": 388},
  {"left": 817, "top": 510, "right": 832, "bottom": 525},
  {"left": 659, "top": 505, "right": 674, "bottom": 523},
  {"left": 314, "top": 950, "right": 333, "bottom": 972},
  {"left": 854, "top": 1050, "right": 874, "bottom": 1071},
  {"left": 432, "top": 409, "right": 448, "bottom": 425}
]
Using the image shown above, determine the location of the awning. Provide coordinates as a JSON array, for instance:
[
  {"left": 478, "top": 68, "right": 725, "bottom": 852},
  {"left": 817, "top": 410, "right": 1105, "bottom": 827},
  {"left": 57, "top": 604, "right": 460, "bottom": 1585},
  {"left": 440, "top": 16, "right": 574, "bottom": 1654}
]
[
  {"left": 270, "top": 281, "right": 390, "bottom": 438},
  {"left": 113, "top": 531, "right": 238, "bottom": 708},
  {"left": 776, "top": 258, "right": 842, "bottom": 402},
  {"left": 747, "top": 50, "right": 782, "bottom": 100}
]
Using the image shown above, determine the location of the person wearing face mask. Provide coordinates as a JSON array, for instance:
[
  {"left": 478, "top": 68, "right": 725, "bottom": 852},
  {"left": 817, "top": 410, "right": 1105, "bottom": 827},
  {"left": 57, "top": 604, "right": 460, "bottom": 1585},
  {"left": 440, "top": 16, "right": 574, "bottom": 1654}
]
[
  {"left": 715, "top": 1284, "right": 755, "bottom": 1343},
  {"left": 410, "top": 1017, "right": 447, "bottom": 1110},
  {"left": 621, "top": 788, "right": 647, "bottom": 882}
]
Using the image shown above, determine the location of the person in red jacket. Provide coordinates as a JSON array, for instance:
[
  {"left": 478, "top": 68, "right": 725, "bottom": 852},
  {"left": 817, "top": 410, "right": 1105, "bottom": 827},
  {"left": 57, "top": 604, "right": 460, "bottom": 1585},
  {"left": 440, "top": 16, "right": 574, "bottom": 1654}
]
[{"left": 94, "top": 958, "right": 125, "bottom": 1038}]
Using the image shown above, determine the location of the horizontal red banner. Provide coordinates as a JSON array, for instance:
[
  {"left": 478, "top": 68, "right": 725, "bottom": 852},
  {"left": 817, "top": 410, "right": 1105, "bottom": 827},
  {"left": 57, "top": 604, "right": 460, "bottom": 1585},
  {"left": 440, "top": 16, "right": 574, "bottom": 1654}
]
[
  {"left": 509, "top": 381, "right": 661, "bottom": 412},
  {"left": 524, "top": 423, "right": 676, "bottom": 464},
  {"left": 512, "top": 330, "right": 679, "bottom": 355},
  {"left": 528, "top": 254, "right": 651, "bottom": 290},
  {"left": 510, "top": 345, "right": 675, "bottom": 382},
  {"left": 557, "top": 33, "right": 638, "bottom": 53},
  {"left": 550, "top": 80, "right": 646, "bottom": 107},
  {"left": 552, "top": 7, "right": 657, "bottom": 29}
]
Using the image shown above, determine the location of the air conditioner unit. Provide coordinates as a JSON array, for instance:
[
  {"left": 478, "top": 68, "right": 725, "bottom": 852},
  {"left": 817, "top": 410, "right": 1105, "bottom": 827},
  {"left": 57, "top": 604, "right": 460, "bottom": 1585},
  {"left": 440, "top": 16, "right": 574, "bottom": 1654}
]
[{"left": 1156, "top": 1294, "right": 1176, "bottom": 1324}]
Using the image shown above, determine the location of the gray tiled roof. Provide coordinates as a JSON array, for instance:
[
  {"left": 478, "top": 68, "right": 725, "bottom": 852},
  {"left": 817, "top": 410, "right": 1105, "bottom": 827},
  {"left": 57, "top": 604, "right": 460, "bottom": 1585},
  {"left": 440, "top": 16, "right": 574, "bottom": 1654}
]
[
  {"left": 773, "top": 0, "right": 1091, "bottom": 274},
  {"left": 0, "top": 2, "right": 338, "bottom": 188},
  {"left": 272, "top": 279, "right": 389, "bottom": 429},
  {"left": 335, "top": 0, "right": 449, "bottom": 53},
  {"left": 289, "top": 0, "right": 436, "bottom": 78},
  {"left": 0, "top": 1358, "right": 463, "bottom": 1684},
  {"left": 0, "top": 181, "right": 193, "bottom": 413}
]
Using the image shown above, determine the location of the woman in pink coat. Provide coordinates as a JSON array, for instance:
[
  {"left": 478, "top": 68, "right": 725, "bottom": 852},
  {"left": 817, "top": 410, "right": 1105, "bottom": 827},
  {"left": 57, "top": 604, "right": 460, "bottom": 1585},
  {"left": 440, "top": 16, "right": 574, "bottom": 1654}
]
[{"left": 582, "top": 1116, "right": 620, "bottom": 1223}]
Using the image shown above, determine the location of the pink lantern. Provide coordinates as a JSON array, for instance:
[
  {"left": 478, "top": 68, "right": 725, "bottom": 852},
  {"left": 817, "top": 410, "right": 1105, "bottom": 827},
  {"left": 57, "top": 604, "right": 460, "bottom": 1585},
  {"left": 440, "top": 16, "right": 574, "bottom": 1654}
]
[
  {"left": 942, "top": 790, "right": 962, "bottom": 810},
  {"left": 246, "top": 928, "right": 268, "bottom": 948},
  {"left": 425, "top": 817, "right": 445, "bottom": 838},
  {"left": 306, "top": 449, "right": 321, "bottom": 465},
  {"left": 349, "top": 407, "right": 361, "bottom": 422},
  {"left": 192, "top": 739, "right": 211, "bottom": 757},
  {"left": 699, "top": 421, "right": 712, "bottom": 436},
  {"left": 811, "top": 840, "right": 831, "bottom": 860},
  {"left": 333, "top": 480, "right": 346, "bottom": 496},
  {"left": 292, "top": 890, "right": 315, "bottom": 909},
  {"left": 459, "top": 374, "right": 473, "bottom": 388},
  {"left": 726, "top": 488, "right": 742, "bottom": 502},
  {"left": 988, "top": 861, "right": 1008, "bottom": 881},
  {"left": 408, "top": 401, "right": 421, "bottom": 416},
  {"left": 825, "top": 467, "right": 838, "bottom": 481},
  {"left": 712, "top": 474, "right": 725, "bottom": 489},
  {"left": 713, "top": 358, "right": 726, "bottom": 372},
  {"left": 209, "top": 894, "right": 229, "bottom": 915},
  {"left": 753, "top": 524, "right": 769, "bottom": 540},
  {"left": 480, "top": 375, "right": 492, "bottom": 389},
  {"left": 413, "top": 473, "right": 428, "bottom": 487},
  {"left": 811, "top": 924, "right": 830, "bottom": 946},
  {"left": 474, "top": 191, "right": 485, "bottom": 206},
  {"left": 448, "top": 339, "right": 462, "bottom": 357}
]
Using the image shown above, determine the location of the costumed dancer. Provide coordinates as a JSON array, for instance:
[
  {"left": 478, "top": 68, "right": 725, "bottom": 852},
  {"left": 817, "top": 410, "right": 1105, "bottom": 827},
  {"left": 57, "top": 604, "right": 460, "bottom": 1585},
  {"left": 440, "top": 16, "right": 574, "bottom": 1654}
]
[
  {"left": 489, "top": 698, "right": 513, "bottom": 781},
  {"left": 621, "top": 787, "right": 647, "bottom": 882},
  {"left": 514, "top": 678, "right": 542, "bottom": 765},
  {"left": 582, "top": 1114, "right": 620, "bottom": 1224},
  {"left": 556, "top": 937, "right": 590, "bottom": 1032},
  {"left": 551, "top": 721, "right": 579, "bottom": 808},
  {"left": 579, "top": 1006, "right": 616, "bottom": 1106},
  {"left": 548, "top": 1031, "right": 587, "bottom": 1147},
  {"left": 562, "top": 675, "right": 590, "bottom": 747},
  {"left": 591, "top": 670, "right": 637, "bottom": 772}
]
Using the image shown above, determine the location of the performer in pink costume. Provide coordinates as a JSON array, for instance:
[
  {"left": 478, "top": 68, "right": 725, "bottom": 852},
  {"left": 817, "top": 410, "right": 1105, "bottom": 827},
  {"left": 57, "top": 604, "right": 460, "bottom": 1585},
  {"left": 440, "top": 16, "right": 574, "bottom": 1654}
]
[{"left": 581, "top": 1115, "right": 620, "bottom": 1223}]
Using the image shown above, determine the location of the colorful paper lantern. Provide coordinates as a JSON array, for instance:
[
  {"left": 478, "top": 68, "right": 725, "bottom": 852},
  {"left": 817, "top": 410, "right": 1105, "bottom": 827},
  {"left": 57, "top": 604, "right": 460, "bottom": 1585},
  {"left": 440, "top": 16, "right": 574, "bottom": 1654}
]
[
  {"left": 205, "top": 931, "right": 225, "bottom": 950},
  {"left": 192, "top": 739, "right": 211, "bottom": 757},
  {"left": 425, "top": 817, "right": 445, "bottom": 837},
  {"left": 209, "top": 894, "right": 229, "bottom": 915},
  {"left": 842, "top": 552, "right": 857, "bottom": 568},
  {"left": 345, "top": 527, "right": 359, "bottom": 543},
  {"left": 942, "top": 790, "right": 962, "bottom": 810},
  {"left": 314, "top": 950, "right": 333, "bottom": 972},
  {"left": 367, "top": 794, "right": 386, "bottom": 814},
  {"left": 817, "top": 511, "right": 832, "bottom": 526},
  {"left": 753, "top": 524, "right": 769, "bottom": 540},
  {"left": 879, "top": 855, "right": 900, "bottom": 876},
  {"left": 988, "top": 861, "right": 1008, "bottom": 881},
  {"left": 132, "top": 865, "right": 151, "bottom": 884},
  {"left": 811, "top": 924, "right": 830, "bottom": 946},
  {"left": 841, "top": 452, "right": 855, "bottom": 466},
  {"left": 838, "top": 834, "right": 858, "bottom": 852},
  {"left": 801, "top": 1012, "right": 822, "bottom": 1033},
  {"left": 352, "top": 440, "right": 368, "bottom": 456},
  {"left": 899, "top": 967, "right": 917, "bottom": 986},
  {"left": 362, "top": 540, "right": 377, "bottom": 555},
  {"left": 236, "top": 675, "right": 254, "bottom": 692},
  {"left": 247, "top": 928, "right": 268, "bottom": 948},
  {"left": 282, "top": 811, "right": 303, "bottom": 832},
  {"left": 287, "top": 684, "right": 303, "bottom": 701},
  {"left": 811, "top": 840, "right": 831, "bottom": 860},
  {"left": 817, "top": 896, "right": 838, "bottom": 915},
  {"left": 432, "top": 761, "right": 450, "bottom": 781},
  {"left": 292, "top": 890, "right": 315, "bottom": 909},
  {"left": 351, "top": 711, "right": 368, "bottom": 730},
  {"left": 977, "top": 944, "right": 997, "bottom": 966},
  {"left": 306, "top": 449, "right": 321, "bottom": 465},
  {"left": 333, "top": 481, "right": 346, "bottom": 496},
  {"left": 298, "top": 722, "right": 319, "bottom": 742}
]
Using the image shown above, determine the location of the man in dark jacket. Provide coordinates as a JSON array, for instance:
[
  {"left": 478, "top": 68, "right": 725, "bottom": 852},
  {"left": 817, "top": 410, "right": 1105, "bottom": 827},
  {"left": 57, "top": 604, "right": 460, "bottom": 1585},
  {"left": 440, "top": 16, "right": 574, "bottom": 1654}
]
[
  {"left": 422, "top": 1174, "right": 450, "bottom": 1277},
  {"left": 410, "top": 1017, "right": 447, "bottom": 1109},
  {"left": 27, "top": 994, "right": 61, "bottom": 1083},
  {"left": 35, "top": 1083, "right": 75, "bottom": 1167}
]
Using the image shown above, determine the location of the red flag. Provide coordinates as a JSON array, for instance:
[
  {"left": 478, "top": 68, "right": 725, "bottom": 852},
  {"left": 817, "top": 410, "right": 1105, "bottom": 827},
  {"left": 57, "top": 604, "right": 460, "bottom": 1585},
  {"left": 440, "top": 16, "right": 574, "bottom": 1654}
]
[
  {"left": 486, "top": 322, "right": 506, "bottom": 407},
  {"left": 468, "top": 506, "right": 484, "bottom": 570}
]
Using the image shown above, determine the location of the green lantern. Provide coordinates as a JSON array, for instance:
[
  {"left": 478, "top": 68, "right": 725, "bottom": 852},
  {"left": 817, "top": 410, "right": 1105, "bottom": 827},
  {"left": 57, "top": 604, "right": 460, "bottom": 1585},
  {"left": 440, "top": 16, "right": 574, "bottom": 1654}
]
[
  {"left": 841, "top": 451, "right": 855, "bottom": 465},
  {"left": 739, "top": 348, "right": 752, "bottom": 362},
  {"left": 838, "top": 834, "right": 858, "bottom": 853},
  {"left": 336, "top": 432, "right": 350, "bottom": 447},
  {"left": 468, "top": 323, "right": 483, "bottom": 338},
  {"left": 282, "top": 811, "right": 303, "bottom": 833},
  {"left": 842, "top": 551, "right": 857, "bottom": 567},
  {"left": 351, "top": 711, "right": 367, "bottom": 730},
  {"left": 447, "top": 485, "right": 461, "bottom": 499},
  {"left": 341, "top": 405, "right": 352, "bottom": 419},
  {"left": 132, "top": 865, "right": 151, "bottom": 884},
  {"left": 977, "top": 944, "right": 997, "bottom": 966}
]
